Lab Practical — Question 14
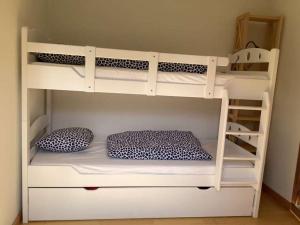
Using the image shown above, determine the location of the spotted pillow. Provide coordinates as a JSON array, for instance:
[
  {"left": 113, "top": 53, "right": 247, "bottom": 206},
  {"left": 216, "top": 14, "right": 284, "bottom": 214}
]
[
  {"left": 107, "top": 130, "right": 212, "bottom": 160},
  {"left": 36, "top": 128, "right": 94, "bottom": 152}
]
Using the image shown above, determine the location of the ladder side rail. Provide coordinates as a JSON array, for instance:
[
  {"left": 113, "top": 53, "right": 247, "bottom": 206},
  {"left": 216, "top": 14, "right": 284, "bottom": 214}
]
[
  {"left": 252, "top": 92, "right": 272, "bottom": 217},
  {"left": 215, "top": 89, "right": 229, "bottom": 190},
  {"left": 252, "top": 49, "right": 279, "bottom": 217},
  {"left": 268, "top": 49, "right": 280, "bottom": 102}
]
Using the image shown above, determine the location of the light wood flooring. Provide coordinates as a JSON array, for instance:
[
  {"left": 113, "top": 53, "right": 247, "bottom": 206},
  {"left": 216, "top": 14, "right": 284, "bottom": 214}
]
[{"left": 23, "top": 191, "right": 299, "bottom": 225}]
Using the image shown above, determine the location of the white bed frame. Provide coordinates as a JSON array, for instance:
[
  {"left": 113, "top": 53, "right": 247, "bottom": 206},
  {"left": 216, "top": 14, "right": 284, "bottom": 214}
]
[{"left": 21, "top": 27, "right": 279, "bottom": 223}]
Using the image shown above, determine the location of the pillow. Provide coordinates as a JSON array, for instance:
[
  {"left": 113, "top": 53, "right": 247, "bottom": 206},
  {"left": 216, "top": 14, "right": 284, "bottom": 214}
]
[
  {"left": 107, "top": 130, "right": 212, "bottom": 160},
  {"left": 36, "top": 127, "right": 94, "bottom": 153}
]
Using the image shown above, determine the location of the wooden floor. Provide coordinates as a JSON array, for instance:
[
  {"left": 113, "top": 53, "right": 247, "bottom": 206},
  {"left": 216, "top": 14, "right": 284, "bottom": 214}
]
[{"left": 24, "top": 192, "right": 299, "bottom": 225}]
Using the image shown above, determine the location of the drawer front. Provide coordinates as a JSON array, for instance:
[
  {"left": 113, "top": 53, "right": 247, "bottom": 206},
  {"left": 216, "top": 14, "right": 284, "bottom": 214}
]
[{"left": 29, "top": 187, "right": 255, "bottom": 221}]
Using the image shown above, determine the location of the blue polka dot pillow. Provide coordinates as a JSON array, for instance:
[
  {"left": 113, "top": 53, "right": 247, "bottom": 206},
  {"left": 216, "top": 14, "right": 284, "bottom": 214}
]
[
  {"left": 107, "top": 130, "right": 212, "bottom": 160},
  {"left": 36, "top": 128, "right": 94, "bottom": 152}
]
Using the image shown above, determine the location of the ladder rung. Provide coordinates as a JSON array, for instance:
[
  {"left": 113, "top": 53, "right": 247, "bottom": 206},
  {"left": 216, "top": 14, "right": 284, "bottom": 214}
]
[
  {"left": 228, "top": 114, "right": 260, "bottom": 122},
  {"left": 226, "top": 131, "right": 262, "bottom": 136},
  {"left": 228, "top": 105, "right": 264, "bottom": 111},
  {"left": 221, "top": 178, "right": 257, "bottom": 186}
]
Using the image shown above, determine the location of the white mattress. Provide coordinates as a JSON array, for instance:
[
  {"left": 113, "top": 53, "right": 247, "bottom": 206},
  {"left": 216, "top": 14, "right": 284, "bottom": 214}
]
[
  {"left": 31, "top": 139, "right": 253, "bottom": 175},
  {"left": 32, "top": 62, "right": 232, "bottom": 85}
]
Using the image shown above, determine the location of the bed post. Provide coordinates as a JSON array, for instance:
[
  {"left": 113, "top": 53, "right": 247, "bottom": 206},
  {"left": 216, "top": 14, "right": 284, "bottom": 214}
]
[
  {"left": 21, "top": 26, "right": 29, "bottom": 223},
  {"left": 46, "top": 90, "right": 52, "bottom": 133},
  {"left": 215, "top": 89, "right": 229, "bottom": 190}
]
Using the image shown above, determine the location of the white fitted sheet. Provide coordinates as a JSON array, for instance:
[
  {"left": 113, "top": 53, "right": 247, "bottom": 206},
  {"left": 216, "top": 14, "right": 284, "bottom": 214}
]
[
  {"left": 31, "top": 62, "right": 231, "bottom": 85},
  {"left": 31, "top": 139, "right": 253, "bottom": 175}
]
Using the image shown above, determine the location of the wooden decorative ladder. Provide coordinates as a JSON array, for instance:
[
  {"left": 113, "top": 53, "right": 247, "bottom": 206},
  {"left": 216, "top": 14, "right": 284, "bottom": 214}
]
[
  {"left": 230, "top": 12, "right": 283, "bottom": 127},
  {"left": 215, "top": 90, "right": 272, "bottom": 216}
]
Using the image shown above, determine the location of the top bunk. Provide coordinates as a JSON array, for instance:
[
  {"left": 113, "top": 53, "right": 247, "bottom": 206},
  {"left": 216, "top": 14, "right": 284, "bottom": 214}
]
[{"left": 22, "top": 27, "right": 279, "bottom": 100}]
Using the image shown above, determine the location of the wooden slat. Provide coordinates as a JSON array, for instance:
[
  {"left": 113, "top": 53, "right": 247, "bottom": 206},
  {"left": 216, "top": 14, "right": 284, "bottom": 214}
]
[
  {"left": 96, "top": 47, "right": 153, "bottom": 61},
  {"left": 27, "top": 42, "right": 85, "bottom": 56},
  {"left": 228, "top": 105, "right": 264, "bottom": 111},
  {"left": 221, "top": 177, "right": 257, "bottom": 186},
  {"left": 226, "top": 131, "right": 261, "bottom": 136}
]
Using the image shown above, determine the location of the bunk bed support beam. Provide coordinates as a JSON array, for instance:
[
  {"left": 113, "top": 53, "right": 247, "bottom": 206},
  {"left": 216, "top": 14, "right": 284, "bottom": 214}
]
[
  {"left": 215, "top": 89, "right": 229, "bottom": 190},
  {"left": 21, "top": 26, "right": 29, "bottom": 224}
]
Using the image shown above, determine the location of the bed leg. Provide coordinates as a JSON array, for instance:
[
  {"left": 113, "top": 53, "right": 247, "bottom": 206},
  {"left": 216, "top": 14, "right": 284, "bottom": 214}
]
[{"left": 252, "top": 189, "right": 262, "bottom": 218}]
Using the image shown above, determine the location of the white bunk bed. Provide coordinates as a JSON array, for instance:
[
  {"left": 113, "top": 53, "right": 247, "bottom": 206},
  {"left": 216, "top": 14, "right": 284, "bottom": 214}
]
[{"left": 21, "top": 27, "right": 279, "bottom": 222}]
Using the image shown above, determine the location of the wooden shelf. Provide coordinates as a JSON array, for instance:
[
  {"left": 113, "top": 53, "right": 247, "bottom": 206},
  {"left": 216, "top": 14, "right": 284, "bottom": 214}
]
[{"left": 223, "top": 140, "right": 257, "bottom": 161}]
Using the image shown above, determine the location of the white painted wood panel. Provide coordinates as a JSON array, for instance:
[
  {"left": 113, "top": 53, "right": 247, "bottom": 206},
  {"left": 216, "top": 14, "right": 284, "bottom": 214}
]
[
  {"left": 28, "top": 165, "right": 215, "bottom": 187},
  {"left": 28, "top": 165, "right": 255, "bottom": 188},
  {"left": 29, "top": 187, "right": 255, "bottom": 221},
  {"left": 27, "top": 64, "right": 85, "bottom": 91}
]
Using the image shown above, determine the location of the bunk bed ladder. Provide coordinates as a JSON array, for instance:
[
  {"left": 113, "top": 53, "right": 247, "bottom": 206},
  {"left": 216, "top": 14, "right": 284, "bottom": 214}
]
[{"left": 215, "top": 91, "right": 271, "bottom": 195}]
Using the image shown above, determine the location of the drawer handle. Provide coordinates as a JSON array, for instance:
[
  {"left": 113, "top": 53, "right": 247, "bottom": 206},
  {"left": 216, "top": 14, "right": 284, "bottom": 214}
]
[
  {"left": 84, "top": 187, "right": 99, "bottom": 191},
  {"left": 197, "top": 187, "right": 211, "bottom": 190}
]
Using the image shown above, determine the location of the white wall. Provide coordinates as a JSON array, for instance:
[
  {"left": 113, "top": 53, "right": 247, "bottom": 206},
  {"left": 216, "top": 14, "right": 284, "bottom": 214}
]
[
  {"left": 264, "top": 0, "right": 300, "bottom": 201},
  {"left": 47, "top": 0, "right": 271, "bottom": 56},
  {"left": 47, "top": 0, "right": 271, "bottom": 139},
  {"left": 0, "top": 1, "right": 47, "bottom": 225},
  {"left": 52, "top": 91, "right": 221, "bottom": 140}
]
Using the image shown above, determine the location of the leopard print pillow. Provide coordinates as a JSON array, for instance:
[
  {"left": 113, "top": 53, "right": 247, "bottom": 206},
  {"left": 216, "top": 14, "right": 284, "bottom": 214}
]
[
  {"left": 107, "top": 130, "right": 212, "bottom": 160},
  {"left": 36, "top": 128, "right": 94, "bottom": 152},
  {"left": 36, "top": 53, "right": 207, "bottom": 74}
]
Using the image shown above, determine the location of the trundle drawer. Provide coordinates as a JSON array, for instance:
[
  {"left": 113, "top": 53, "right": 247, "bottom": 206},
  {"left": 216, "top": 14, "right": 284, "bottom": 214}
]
[{"left": 29, "top": 187, "right": 255, "bottom": 221}]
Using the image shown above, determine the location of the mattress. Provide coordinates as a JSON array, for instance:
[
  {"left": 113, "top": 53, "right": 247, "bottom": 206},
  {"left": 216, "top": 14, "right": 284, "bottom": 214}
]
[
  {"left": 36, "top": 53, "right": 207, "bottom": 74},
  {"left": 31, "top": 138, "right": 253, "bottom": 175}
]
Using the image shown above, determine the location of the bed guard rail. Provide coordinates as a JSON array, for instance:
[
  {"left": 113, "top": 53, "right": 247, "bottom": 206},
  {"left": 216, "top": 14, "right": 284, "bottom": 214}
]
[{"left": 23, "top": 27, "right": 229, "bottom": 97}]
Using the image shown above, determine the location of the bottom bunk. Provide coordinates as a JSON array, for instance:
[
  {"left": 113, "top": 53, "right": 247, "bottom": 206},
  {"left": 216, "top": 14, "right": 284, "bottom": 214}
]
[
  {"left": 27, "top": 137, "right": 257, "bottom": 220},
  {"left": 28, "top": 138, "right": 256, "bottom": 187}
]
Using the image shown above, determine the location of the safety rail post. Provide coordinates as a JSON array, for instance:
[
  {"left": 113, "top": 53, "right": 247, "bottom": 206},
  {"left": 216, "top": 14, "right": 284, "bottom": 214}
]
[
  {"left": 85, "top": 46, "right": 96, "bottom": 92},
  {"left": 206, "top": 56, "right": 217, "bottom": 98},
  {"left": 147, "top": 52, "right": 159, "bottom": 96}
]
